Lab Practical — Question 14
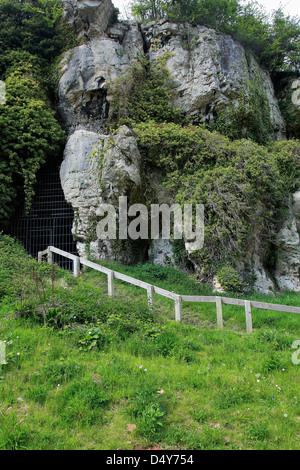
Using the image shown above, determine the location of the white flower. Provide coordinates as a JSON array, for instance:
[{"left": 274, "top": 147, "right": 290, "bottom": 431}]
[
  {"left": 284, "top": 414, "right": 288, "bottom": 418},
  {"left": 139, "top": 365, "right": 143, "bottom": 369},
  {"left": 17, "top": 352, "right": 20, "bottom": 356},
  {"left": 282, "top": 368, "right": 285, "bottom": 372},
  {"left": 144, "top": 369, "right": 147, "bottom": 372},
  {"left": 257, "top": 379, "right": 260, "bottom": 382}
]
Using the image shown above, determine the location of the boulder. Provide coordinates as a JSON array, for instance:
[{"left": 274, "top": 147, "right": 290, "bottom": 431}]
[{"left": 63, "top": 0, "right": 115, "bottom": 40}]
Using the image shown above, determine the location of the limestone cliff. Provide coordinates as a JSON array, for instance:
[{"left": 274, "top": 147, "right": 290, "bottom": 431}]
[{"left": 58, "top": 0, "right": 299, "bottom": 293}]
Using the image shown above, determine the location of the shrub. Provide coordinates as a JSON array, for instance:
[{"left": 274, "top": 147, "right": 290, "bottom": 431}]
[{"left": 216, "top": 266, "right": 245, "bottom": 293}]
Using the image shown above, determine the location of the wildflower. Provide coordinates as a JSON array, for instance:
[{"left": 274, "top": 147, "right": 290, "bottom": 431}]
[
  {"left": 17, "top": 352, "right": 20, "bottom": 356},
  {"left": 144, "top": 369, "right": 147, "bottom": 372},
  {"left": 284, "top": 414, "right": 288, "bottom": 418},
  {"left": 257, "top": 379, "right": 260, "bottom": 383},
  {"left": 139, "top": 365, "right": 143, "bottom": 369}
]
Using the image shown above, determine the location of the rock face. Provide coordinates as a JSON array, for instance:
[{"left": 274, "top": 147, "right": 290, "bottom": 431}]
[
  {"left": 60, "top": 129, "right": 104, "bottom": 244},
  {"left": 58, "top": 10, "right": 285, "bottom": 137},
  {"left": 58, "top": 1, "right": 299, "bottom": 292},
  {"left": 101, "top": 125, "right": 143, "bottom": 205},
  {"left": 57, "top": 27, "right": 144, "bottom": 133},
  {"left": 60, "top": 125, "right": 144, "bottom": 261},
  {"left": 143, "top": 20, "right": 285, "bottom": 137},
  {"left": 63, "top": 0, "right": 116, "bottom": 41}
]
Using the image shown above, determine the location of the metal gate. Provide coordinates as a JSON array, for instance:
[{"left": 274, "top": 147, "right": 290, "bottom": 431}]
[{"left": 8, "top": 163, "right": 78, "bottom": 270}]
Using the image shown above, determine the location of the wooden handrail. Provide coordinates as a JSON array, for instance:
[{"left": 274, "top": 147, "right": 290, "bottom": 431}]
[{"left": 38, "top": 246, "right": 300, "bottom": 333}]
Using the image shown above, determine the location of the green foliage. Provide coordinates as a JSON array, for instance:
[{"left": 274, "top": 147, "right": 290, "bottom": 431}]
[
  {"left": 0, "top": 232, "right": 55, "bottom": 304},
  {"left": 134, "top": 121, "right": 300, "bottom": 275},
  {"left": 109, "top": 53, "right": 181, "bottom": 126},
  {"left": 262, "top": 10, "right": 300, "bottom": 73},
  {"left": 0, "top": 0, "right": 75, "bottom": 64},
  {"left": 213, "top": 77, "right": 273, "bottom": 145},
  {"left": 131, "top": 0, "right": 240, "bottom": 29},
  {"left": 0, "top": 58, "right": 65, "bottom": 222},
  {"left": 216, "top": 266, "right": 244, "bottom": 293},
  {"left": 0, "top": 0, "right": 76, "bottom": 227}
]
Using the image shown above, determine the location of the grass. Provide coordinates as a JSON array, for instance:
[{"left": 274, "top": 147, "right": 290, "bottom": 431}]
[{"left": 0, "top": 234, "right": 299, "bottom": 450}]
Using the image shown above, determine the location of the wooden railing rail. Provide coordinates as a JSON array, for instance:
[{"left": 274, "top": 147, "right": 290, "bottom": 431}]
[{"left": 38, "top": 246, "right": 300, "bottom": 333}]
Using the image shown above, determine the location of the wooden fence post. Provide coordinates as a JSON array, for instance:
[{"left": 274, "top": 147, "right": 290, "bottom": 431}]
[
  {"left": 73, "top": 256, "right": 80, "bottom": 278},
  {"left": 107, "top": 271, "right": 114, "bottom": 296},
  {"left": 245, "top": 300, "right": 252, "bottom": 333},
  {"left": 47, "top": 247, "right": 52, "bottom": 264},
  {"left": 216, "top": 296, "right": 223, "bottom": 328},
  {"left": 38, "top": 251, "right": 42, "bottom": 263},
  {"left": 147, "top": 285, "right": 154, "bottom": 308},
  {"left": 175, "top": 295, "right": 182, "bottom": 322}
]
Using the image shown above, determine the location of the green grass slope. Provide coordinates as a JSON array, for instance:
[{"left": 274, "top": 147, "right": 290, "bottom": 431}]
[{"left": 0, "top": 234, "right": 299, "bottom": 450}]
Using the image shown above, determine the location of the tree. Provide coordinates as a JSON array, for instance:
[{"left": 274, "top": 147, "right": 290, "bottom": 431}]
[
  {"left": 262, "top": 9, "right": 300, "bottom": 73},
  {"left": 0, "top": 0, "right": 66, "bottom": 62}
]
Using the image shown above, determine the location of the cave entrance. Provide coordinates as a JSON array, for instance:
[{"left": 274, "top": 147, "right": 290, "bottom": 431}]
[{"left": 8, "top": 159, "right": 77, "bottom": 270}]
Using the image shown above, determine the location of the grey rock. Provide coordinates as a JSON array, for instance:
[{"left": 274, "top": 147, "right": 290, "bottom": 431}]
[
  {"left": 101, "top": 125, "right": 143, "bottom": 204},
  {"left": 63, "top": 0, "right": 115, "bottom": 40},
  {"left": 144, "top": 22, "right": 285, "bottom": 138},
  {"left": 60, "top": 129, "right": 105, "bottom": 242}
]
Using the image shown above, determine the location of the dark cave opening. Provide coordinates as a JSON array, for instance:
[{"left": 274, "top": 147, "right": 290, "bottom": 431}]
[{"left": 7, "top": 158, "right": 78, "bottom": 270}]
